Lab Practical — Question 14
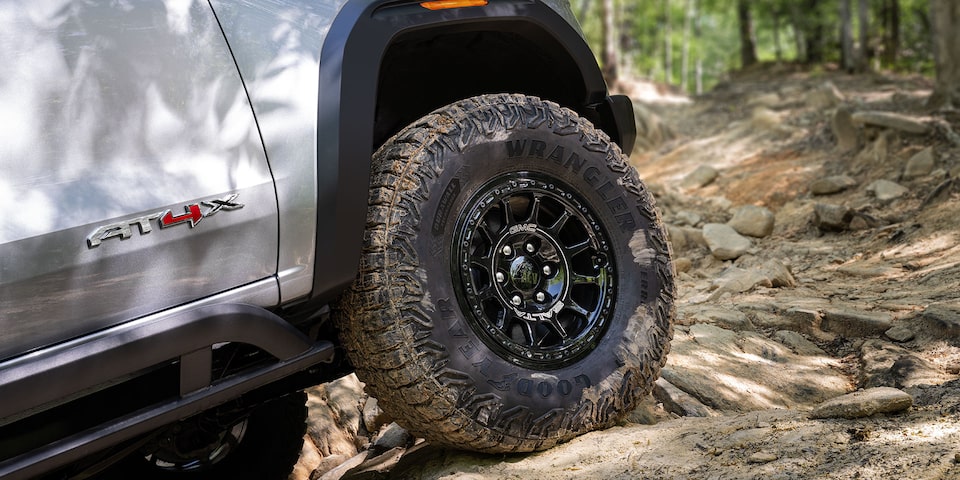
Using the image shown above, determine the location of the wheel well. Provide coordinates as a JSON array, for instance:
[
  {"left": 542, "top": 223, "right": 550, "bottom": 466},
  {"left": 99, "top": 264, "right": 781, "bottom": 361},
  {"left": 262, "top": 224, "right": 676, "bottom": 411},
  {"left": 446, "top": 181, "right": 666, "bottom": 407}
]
[{"left": 375, "top": 24, "right": 595, "bottom": 148}]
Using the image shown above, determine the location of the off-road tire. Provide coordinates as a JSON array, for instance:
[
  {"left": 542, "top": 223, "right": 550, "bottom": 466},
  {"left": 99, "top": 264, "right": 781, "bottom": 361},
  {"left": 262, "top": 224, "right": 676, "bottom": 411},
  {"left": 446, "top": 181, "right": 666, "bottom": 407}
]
[{"left": 336, "top": 94, "right": 674, "bottom": 453}]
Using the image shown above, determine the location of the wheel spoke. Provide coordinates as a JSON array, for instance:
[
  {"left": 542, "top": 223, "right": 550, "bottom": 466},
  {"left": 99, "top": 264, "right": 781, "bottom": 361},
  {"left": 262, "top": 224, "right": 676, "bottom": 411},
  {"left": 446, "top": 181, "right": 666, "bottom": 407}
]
[
  {"left": 520, "top": 320, "right": 536, "bottom": 347},
  {"left": 571, "top": 272, "right": 602, "bottom": 286},
  {"left": 478, "top": 220, "right": 499, "bottom": 244},
  {"left": 566, "top": 238, "right": 592, "bottom": 257},
  {"left": 547, "top": 210, "right": 571, "bottom": 234},
  {"left": 526, "top": 195, "right": 542, "bottom": 223},
  {"left": 500, "top": 198, "right": 515, "bottom": 225},
  {"left": 475, "top": 284, "right": 497, "bottom": 300},
  {"left": 549, "top": 318, "right": 569, "bottom": 340},
  {"left": 566, "top": 301, "right": 591, "bottom": 319}
]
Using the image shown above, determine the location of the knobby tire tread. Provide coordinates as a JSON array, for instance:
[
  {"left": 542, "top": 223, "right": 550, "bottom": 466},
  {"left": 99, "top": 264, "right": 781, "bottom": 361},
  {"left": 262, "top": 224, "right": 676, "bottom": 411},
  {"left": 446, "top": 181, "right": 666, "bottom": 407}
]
[{"left": 336, "top": 94, "right": 674, "bottom": 453}]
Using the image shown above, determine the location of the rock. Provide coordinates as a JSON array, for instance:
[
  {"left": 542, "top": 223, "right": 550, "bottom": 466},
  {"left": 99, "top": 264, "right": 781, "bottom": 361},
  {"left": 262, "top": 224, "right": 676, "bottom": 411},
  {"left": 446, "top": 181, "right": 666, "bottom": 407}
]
[
  {"left": 866, "top": 179, "right": 908, "bottom": 201},
  {"left": 782, "top": 307, "right": 826, "bottom": 334},
  {"left": 316, "top": 451, "right": 369, "bottom": 480},
  {"left": 747, "top": 451, "right": 779, "bottom": 464},
  {"left": 832, "top": 107, "right": 858, "bottom": 151},
  {"left": 922, "top": 304, "right": 960, "bottom": 338},
  {"left": 851, "top": 111, "right": 930, "bottom": 134},
  {"left": 305, "top": 374, "right": 367, "bottom": 459},
  {"left": 806, "top": 81, "right": 844, "bottom": 109},
  {"left": 626, "top": 393, "right": 672, "bottom": 425},
  {"left": 813, "top": 203, "right": 852, "bottom": 231},
  {"left": 751, "top": 107, "right": 783, "bottom": 131},
  {"left": 852, "top": 131, "right": 891, "bottom": 172},
  {"left": 653, "top": 378, "right": 718, "bottom": 418},
  {"left": 885, "top": 324, "right": 916, "bottom": 343},
  {"left": 362, "top": 397, "right": 389, "bottom": 433},
  {"left": 773, "top": 330, "right": 829, "bottom": 356},
  {"left": 821, "top": 307, "right": 893, "bottom": 337},
  {"left": 774, "top": 200, "right": 814, "bottom": 235},
  {"left": 661, "top": 324, "right": 850, "bottom": 412},
  {"left": 903, "top": 147, "right": 935, "bottom": 179},
  {"left": 809, "top": 387, "right": 913, "bottom": 419},
  {"left": 674, "top": 210, "right": 702, "bottom": 227},
  {"left": 372, "top": 423, "right": 411, "bottom": 450},
  {"left": 702, "top": 223, "right": 752, "bottom": 260},
  {"left": 758, "top": 258, "right": 797, "bottom": 288},
  {"left": 682, "top": 165, "right": 719, "bottom": 189},
  {"left": 667, "top": 225, "right": 707, "bottom": 252},
  {"left": 810, "top": 175, "right": 858, "bottom": 195},
  {"left": 708, "top": 267, "right": 771, "bottom": 301},
  {"left": 349, "top": 446, "right": 407, "bottom": 476},
  {"left": 705, "top": 260, "right": 796, "bottom": 302},
  {"left": 692, "top": 306, "right": 755, "bottom": 330},
  {"left": 727, "top": 205, "right": 775, "bottom": 238},
  {"left": 632, "top": 101, "right": 676, "bottom": 153},
  {"left": 859, "top": 339, "right": 950, "bottom": 389},
  {"left": 674, "top": 257, "right": 693, "bottom": 273},
  {"left": 291, "top": 436, "right": 324, "bottom": 480},
  {"left": 748, "top": 92, "right": 781, "bottom": 108},
  {"left": 848, "top": 212, "right": 883, "bottom": 230}
]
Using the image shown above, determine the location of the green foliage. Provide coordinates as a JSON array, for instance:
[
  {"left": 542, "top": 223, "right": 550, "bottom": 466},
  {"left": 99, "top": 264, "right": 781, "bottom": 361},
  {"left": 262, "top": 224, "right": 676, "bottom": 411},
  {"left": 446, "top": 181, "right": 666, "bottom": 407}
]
[{"left": 570, "top": 0, "right": 934, "bottom": 94}]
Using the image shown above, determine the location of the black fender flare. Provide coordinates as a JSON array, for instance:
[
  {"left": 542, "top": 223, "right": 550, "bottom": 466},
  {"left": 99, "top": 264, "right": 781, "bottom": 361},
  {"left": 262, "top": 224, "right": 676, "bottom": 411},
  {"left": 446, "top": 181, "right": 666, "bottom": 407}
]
[{"left": 312, "top": 0, "right": 635, "bottom": 300}]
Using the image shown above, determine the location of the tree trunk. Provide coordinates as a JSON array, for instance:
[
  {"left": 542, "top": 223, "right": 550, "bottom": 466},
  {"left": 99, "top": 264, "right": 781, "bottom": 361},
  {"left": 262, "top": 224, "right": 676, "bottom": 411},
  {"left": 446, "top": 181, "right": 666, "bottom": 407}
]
[
  {"left": 737, "top": 0, "right": 758, "bottom": 68},
  {"left": 601, "top": 0, "right": 618, "bottom": 84},
  {"left": 664, "top": 0, "right": 673, "bottom": 84},
  {"left": 681, "top": 0, "right": 693, "bottom": 92},
  {"left": 881, "top": 0, "right": 900, "bottom": 66},
  {"left": 928, "top": 0, "right": 960, "bottom": 108},
  {"left": 801, "top": 0, "right": 825, "bottom": 63},
  {"left": 789, "top": 3, "right": 807, "bottom": 62},
  {"left": 694, "top": 0, "right": 703, "bottom": 94},
  {"left": 772, "top": 7, "right": 783, "bottom": 62},
  {"left": 841, "top": 0, "right": 855, "bottom": 71},
  {"left": 857, "top": 0, "right": 870, "bottom": 71}
]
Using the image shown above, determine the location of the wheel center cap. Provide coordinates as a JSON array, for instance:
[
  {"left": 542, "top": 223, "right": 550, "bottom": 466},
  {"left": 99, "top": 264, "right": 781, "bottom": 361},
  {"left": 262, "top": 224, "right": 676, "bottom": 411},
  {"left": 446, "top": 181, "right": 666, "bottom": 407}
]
[{"left": 509, "top": 256, "right": 540, "bottom": 291}]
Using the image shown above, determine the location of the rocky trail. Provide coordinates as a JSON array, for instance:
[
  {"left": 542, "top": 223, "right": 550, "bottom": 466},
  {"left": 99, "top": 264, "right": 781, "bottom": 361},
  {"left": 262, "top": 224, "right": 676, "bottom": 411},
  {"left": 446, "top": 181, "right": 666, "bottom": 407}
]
[{"left": 292, "top": 67, "right": 960, "bottom": 480}]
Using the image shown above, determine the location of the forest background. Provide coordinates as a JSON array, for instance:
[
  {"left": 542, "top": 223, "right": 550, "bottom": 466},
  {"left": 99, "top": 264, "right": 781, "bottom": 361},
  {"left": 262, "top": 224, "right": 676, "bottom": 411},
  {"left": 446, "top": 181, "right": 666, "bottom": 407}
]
[{"left": 572, "top": 0, "right": 959, "bottom": 108}]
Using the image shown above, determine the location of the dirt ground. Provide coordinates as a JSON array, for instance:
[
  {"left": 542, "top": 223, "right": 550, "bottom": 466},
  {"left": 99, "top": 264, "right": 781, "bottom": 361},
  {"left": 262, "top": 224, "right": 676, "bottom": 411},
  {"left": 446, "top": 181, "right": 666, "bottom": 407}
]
[{"left": 297, "top": 66, "right": 960, "bottom": 480}]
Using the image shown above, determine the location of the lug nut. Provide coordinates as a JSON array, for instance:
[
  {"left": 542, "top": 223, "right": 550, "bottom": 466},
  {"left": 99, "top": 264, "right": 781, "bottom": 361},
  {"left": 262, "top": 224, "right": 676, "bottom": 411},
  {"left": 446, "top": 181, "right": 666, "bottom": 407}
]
[
  {"left": 495, "top": 271, "right": 506, "bottom": 283},
  {"left": 502, "top": 245, "right": 513, "bottom": 256},
  {"left": 525, "top": 242, "right": 536, "bottom": 253},
  {"left": 511, "top": 295, "right": 523, "bottom": 306},
  {"left": 535, "top": 292, "right": 546, "bottom": 302},
  {"left": 542, "top": 265, "right": 553, "bottom": 276}
]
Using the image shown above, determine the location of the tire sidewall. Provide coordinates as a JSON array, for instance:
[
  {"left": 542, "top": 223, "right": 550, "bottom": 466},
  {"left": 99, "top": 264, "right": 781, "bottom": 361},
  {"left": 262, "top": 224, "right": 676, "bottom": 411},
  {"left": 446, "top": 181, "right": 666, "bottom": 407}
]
[{"left": 414, "top": 115, "right": 666, "bottom": 417}]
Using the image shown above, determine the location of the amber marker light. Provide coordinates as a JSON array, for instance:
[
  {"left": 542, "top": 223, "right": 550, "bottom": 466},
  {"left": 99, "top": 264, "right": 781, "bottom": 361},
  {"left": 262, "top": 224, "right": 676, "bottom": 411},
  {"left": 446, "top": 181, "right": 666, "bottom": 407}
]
[{"left": 420, "top": 0, "right": 488, "bottom": 10}]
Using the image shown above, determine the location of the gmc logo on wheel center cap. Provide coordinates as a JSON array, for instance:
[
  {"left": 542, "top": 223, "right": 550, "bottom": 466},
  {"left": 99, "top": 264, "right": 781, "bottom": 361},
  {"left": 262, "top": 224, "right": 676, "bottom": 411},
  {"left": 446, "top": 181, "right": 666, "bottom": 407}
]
[{"left": 86, "top": 194, "right": 243, "bottom": 248}]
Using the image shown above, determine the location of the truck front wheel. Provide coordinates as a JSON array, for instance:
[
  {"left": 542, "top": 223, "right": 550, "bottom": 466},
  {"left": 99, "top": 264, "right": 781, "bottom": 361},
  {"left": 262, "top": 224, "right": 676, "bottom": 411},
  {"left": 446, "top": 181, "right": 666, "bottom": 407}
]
[{"left": 336, "top": 94, "right": 674, "bottom": 452}]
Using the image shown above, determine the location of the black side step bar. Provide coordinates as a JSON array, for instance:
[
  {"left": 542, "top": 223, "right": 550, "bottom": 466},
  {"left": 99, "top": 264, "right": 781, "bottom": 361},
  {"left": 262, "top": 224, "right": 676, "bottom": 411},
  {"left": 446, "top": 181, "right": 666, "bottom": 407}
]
[{"left": 0, "top": 303, "right": 335, "bottom": 479}]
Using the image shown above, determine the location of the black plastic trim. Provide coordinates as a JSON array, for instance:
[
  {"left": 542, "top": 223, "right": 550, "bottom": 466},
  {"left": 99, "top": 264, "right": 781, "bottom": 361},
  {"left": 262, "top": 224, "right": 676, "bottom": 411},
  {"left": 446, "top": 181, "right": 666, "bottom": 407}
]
[
  {"left": 312, "top": 0, "right": 631, "bottom": 300},
  {"left": 0, "top": 303, "right": 314, "bottom": 425},
  {"left": 0, "top": 339, "right": 334, "bottom": 480},
  {"left": 601, "top": 94, "right": 637, "bottom": 155}
]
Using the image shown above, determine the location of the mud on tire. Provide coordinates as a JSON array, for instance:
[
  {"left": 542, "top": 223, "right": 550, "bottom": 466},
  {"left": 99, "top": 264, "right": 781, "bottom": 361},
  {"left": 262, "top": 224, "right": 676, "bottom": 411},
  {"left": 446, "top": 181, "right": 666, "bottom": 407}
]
[{"left": 336, "top": 94, "right": 674, "bottom": 453}]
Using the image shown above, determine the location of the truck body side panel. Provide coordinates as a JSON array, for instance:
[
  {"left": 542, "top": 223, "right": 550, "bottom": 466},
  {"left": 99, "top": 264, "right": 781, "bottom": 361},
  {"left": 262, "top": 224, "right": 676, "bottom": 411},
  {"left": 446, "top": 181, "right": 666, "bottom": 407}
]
[
  {"left": 0, "top": 1, "right": 278, "bottom": 361},
  {"left": 209, "top": 0, "right": 350, "bottom": 303}
]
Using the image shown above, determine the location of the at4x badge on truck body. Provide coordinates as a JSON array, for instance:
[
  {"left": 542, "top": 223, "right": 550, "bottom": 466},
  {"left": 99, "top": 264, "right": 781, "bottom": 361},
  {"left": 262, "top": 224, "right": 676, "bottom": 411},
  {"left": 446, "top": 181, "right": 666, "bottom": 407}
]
[{"left": 86, "top": 194, "right": 244, "bottom": 248}]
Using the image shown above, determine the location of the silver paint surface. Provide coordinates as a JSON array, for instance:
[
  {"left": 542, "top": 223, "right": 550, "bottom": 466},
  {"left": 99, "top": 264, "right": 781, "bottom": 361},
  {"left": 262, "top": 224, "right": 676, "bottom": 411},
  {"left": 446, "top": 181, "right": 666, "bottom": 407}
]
[
  {"left": 212, "top": 0, "right": 578, "bottom": 302},
  {"left": 209, "top": 0, "right": 349, "bottom": 302},
  {"left": 0, "top": 0, "right": 587, "bottom": 360},
  {"left": 0, "top": 0, "right": 278, "bottom": 360}
]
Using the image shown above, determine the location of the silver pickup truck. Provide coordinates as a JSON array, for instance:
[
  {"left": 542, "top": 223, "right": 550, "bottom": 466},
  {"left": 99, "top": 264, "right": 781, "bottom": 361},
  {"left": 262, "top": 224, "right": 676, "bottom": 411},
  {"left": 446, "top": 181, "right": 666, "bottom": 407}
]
[{"left": 0, "top": 1, "right": 674, "bottom": 478}]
